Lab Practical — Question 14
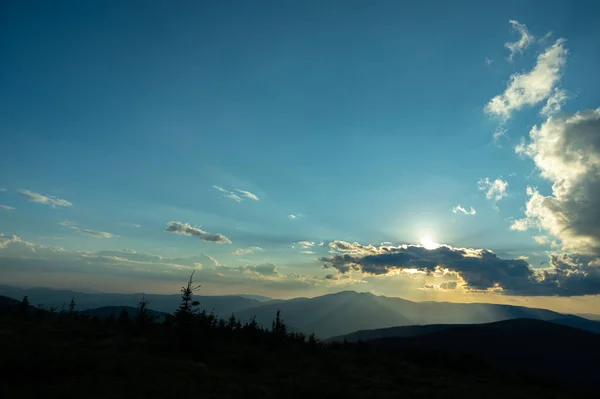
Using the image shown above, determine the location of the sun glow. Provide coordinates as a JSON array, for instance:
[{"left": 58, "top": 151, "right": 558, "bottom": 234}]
[{"left": 420, "top": 234, "right": 440, "bottom": 250}]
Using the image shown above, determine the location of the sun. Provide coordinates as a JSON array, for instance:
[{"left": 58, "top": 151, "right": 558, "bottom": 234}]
[{"left": 420, "top": 234, "right": 440, "bottom": 250}]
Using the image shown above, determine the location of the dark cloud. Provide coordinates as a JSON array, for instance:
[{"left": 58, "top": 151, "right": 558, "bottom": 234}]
[
  {"left": 165, "top": 221, "right": 231, "bottom": 244},
  {"left": 320, "top": 241, "right": 600, "bottom": 296}
]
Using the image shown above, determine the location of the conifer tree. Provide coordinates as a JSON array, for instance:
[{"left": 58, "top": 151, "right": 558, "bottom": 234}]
[
  {"left": 68, "top": 296, "right": 76, "bottom": 316},
  {"left": 174, "top": 271, "right": 201, "bottom": 327}
]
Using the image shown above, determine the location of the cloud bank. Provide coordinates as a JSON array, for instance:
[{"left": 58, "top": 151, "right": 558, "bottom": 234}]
[
  {"left": 320, "top": 241, "right": 600, "bottom": 296},
  {"left": 512, "top": 109, "right": 600, "bottom": 256}
]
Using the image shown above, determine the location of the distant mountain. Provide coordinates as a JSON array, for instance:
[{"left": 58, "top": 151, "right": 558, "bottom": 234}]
[
  {"left": 3, "top": 286, "right": 598, "bottom": 339},
  {"left": 232, "top": 294, "right": 272, "bottom": 302},
  {"left": 577, "top": 313, "right": 600, "bottom": 321},
  {"left": 369, "top": 319, "right": 600, "bottom": 389},
  {"left": 0, "top": 285, "right": 261, "bottom": 317},
  {"left": 234, "top": 291, "right": 414, "bottom": 338},
  {"left": 233, "top": 290, "right": 600, "bottom": 338}
]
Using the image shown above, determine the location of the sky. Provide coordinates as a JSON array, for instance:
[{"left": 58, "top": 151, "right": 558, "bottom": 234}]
[{"left": 1, "top": 1, "right": 600, "bottom": 313}]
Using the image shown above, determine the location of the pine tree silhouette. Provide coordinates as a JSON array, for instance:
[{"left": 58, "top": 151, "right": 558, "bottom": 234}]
[
  {"left": 175, "top": 271, "right": 201, "bottom": 327},
  {"left": 18, "top": 295, "right": 30, "bottom": 317},
  {"left": 134, "top": 295, "right": 153, "bottom": 326},
  {"left": 68, "top": 296, "right": 76, "bottom": 317}
]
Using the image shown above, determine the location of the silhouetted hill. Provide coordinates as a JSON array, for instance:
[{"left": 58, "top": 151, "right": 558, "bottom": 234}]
[
  {"left": 0, "top": 295, "right": 20, "bottom": 309},
  {"left": 330, "top": 316, "right": 600, "bottom": 343},
  {"left": 371, "top": 319, "right": 600, "bottom": 389},
  {"left": 0, "top": 303, "right": 586, "bottom": 398},
  {"left": 327, "top": 323, "right": 467, "bottom": 343},
  {"left": 81, "top": 306, "right": 169, "bottom": 321}
]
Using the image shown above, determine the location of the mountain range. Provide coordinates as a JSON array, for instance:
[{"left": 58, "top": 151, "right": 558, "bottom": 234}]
[{"left": 1, "top": 285, "right": 599, "bottom": 338}]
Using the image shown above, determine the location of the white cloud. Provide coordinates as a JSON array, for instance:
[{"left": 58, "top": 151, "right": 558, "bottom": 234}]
[
  {"left": 540, "top": 88, "right": 567, "bottom": 116},
  {"left": 493, "top": 128, "right": 506, "bottom": 145},
  {"left": 235, "top": 189, "right": 260, "bottom": 201},
  {"left": 249, "top": 246, "right": 265, "bottom": 252},
  {"left": 165, "top": 221, "right": 232, "bottom": 244},
  {"left": 478, "top": 178, "right": 509, "bottom": 204},
  {"left": 485, "top": 38, "right": 568, "bottom": 120},
  {"left": 301, "top": 250, "right": 315, "bottom": 255},
  {"left": 485, "top": 57, "right": 494, "bottom": 66},
  {"left": 17, "top": 189, "right": 72, "bottom": 208},
  {"left": 505, "top": 20, "right": 535, "bottom": 61},
  {"left": 288, "top": 214, "right": 298, "bottom": 219},
  {"left": 0, "top": 233, "right": 35, "bottom": 249},
  {"left": 533, "top": 236, "right": 549, "bottom": 245},
  {"left": 232, "top": 248, "right": 254, "bottom": 256},
  {"left": 296, "top": 241, "right": 315, "bottom": 249},
  {"left": 452, "top": 205, "right": 476, "bottom": 215},
  {"left": 59, "top": 221, "right": 115, "bottom": 239},
  {"left": 511, "top": 109, "right": 600, "bottom": 255},
  {"left": 0, "top": 205, "right": 16, "bottom": 211},
  {"left": 213, "top": 186, "right": 259, "bottom": 202}
]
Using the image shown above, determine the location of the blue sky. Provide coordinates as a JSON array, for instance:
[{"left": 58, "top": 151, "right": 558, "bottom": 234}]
[{"left": 2, "top": 1, "right": 600, "bottom": 312}]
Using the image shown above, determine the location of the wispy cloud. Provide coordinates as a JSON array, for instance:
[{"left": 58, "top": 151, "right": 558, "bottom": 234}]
[
  {"left": 0, "top": 205, "right": 16, "bottom": 211},
  {"left": 213, "top": 186, "right": 259, "bottom": 202},
  {"left": 232, "top": 248, "right": 254, "bottom": 255},
  {"left": 59, "top": 221, "right": 115, "bottom": 239},
  {"left": 0, "top": 188, "right": 6, "bottom": 192},
  {"left": 485, "top": 37, "right": 567, "bottom": 120},
  {"left": 505, "top": 20, "right": 535, "bottom": 61},
  {"left": 300, "top": 250, "right": 315, "bottom": 255},
  {"left": 296, "top": 241, "right": 314, "bottom": 249},
  {"left": 485, "top": 57, "right": 493, "bottom": 66},
  {"left": 452, "top": 205, "right": 476, "bottom": 215},
  {"left": 235, "top": 189, "right": 260, "bottom": 201},
  {"left": 478, "top": 178, "right": 508, "bottom": 205},
  {"left": 288, "top": 214, "right": 298, "bottom": 220},
  {"left": 165, "top": 221, "right": 232, "bottom": 244},
  {"left": 17, "top": 189, "right": 72, "bottom": 208},
  {"left": 120, "top": 222, "right": 142, "bottom": 229}
]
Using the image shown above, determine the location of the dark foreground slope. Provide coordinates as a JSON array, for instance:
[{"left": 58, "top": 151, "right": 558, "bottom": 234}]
[
  {"left": 367, "top": 319, "right": 600, "bottom": 389},
  {"left": 0, "top": 306, "right": 585, "bottom": 398}
]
